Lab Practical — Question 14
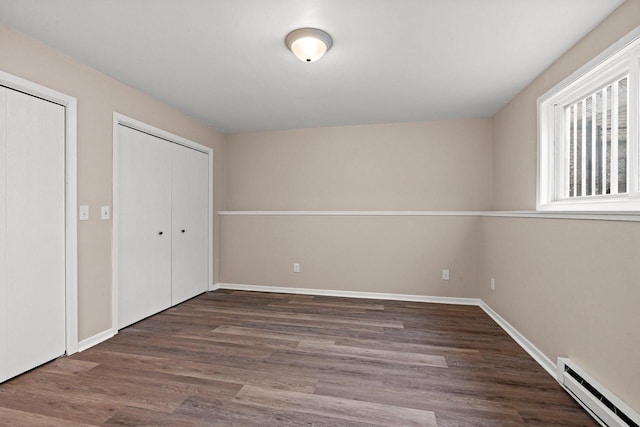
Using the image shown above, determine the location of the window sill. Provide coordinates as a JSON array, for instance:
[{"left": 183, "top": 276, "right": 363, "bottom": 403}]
[{"left": 537, "top": 196, "right": 640, "bottom": 213}]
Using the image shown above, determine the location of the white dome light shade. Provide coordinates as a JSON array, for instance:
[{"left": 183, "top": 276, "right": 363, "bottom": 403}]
[
  {"left": 291, "top": 36, "right": 327, "bottom": 62},
  {"left": 285, "top": 28, "right": 333, "bottom": 63}
]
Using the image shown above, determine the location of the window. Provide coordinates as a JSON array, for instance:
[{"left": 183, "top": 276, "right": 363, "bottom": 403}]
[{"left": 538, "top": 28, "right": 640, "bottom": 211}]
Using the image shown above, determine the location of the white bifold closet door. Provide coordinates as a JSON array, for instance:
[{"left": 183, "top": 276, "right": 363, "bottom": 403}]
[
  {"left": 170, "top": 144, "right": 209, "bottom": 305},
  {"left": 117, "top": 125, "right": 208, "bottom": 329},
  {"left": 117, "top": 127, "right": 173, "bottom": 329},
  {"left": 0, "top": 87, "right": 66, "bottom": 382}
]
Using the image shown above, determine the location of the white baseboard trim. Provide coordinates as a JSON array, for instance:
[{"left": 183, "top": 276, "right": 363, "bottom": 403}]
[
  {"left": 77, "top": 329, "right": 114, "bottom": 352},
  {"left": 209, "top": 282, "right": 220, "bottom": 291},
  {"left": 478, "top": 301, "right": 556, "bottom": 378},
  {"left": 213, "top": 283, "right": 481, "bottom": 305},
  {"left": 212, "top": 282, "right": 557, "bottom": 382}
]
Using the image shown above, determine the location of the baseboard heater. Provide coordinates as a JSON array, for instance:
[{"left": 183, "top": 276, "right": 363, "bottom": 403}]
[{"left": 557, "top": 358, "right": 639, "bottom": 427}]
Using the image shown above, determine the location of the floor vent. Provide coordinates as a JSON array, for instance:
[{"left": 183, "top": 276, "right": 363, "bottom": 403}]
[{"left": 557, "top": 358, "right": 639, "bottom": 427}]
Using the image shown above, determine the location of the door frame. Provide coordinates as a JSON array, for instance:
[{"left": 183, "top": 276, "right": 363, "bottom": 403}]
[
  {"left": 0, "top": 70, "right": 78, "bottom": 356},
  {"left": 112, "top": 113, "right": 214, "bottom": 334}
]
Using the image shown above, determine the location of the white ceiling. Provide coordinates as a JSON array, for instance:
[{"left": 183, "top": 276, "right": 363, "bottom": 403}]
[{"left": 0, "top": 0, "right": 625, "bottom": 133}]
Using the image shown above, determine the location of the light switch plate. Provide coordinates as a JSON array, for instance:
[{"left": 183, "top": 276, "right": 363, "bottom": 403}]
[
  {"left": 101, "top": 206, "right": 110, "bottom": 220},
  {"left": 79, "top": 205, "right": 89, "bottom": 221}
]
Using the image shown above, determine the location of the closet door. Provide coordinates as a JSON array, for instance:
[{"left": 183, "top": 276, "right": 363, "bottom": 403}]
[
  {"left": 171, "top": 144, "right": 209, "bottom": 304},
  {"left": 117, "top": 126, "right": 172, "bottom": 329},
  {"left": 0, "top": 87, "right": 66, "bottom": 382}
]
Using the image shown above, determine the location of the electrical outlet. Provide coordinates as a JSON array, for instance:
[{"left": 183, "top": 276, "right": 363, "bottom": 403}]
[
  {"left": 442, "top": 269, "right": 450, "bottom": 280},
  {"left": 101, "top": 206, "right": 110, "bottom": 220},
  {"left": 79, "top": 205, "right": 89, "bottom": 221},
  {"left": 293, "top": 263, "right": 300, "bottom": 273},
  {"left": 491, "top": 278, "right": 496, "bottom": 291}
]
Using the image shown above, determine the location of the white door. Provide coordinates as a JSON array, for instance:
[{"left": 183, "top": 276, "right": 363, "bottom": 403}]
[
  {"left": 171, "top": 144, "right": 209, "bottom": 305},
  {"left": 117, "top": 125, "right": 172, "bottom": 329},
  {"left": 0, "top": 87, "right": 66, "bottom": 382}
]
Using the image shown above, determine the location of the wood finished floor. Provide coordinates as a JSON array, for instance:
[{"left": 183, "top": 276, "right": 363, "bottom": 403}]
[{"left": 0, "top": 290, "right": 597, "bottom": 426}]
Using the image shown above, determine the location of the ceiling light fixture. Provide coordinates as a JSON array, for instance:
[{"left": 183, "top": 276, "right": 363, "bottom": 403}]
[{"left": 285, "top": 28, "right": 333, "bottom": 63}]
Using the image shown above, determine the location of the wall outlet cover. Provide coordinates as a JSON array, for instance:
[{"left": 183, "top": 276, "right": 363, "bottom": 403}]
[
  {"left": 79, "top": 205, "right": 89, "bottom": 221},
  {"left": 101, "top": 206, "right": 110, "bottom": 220}
]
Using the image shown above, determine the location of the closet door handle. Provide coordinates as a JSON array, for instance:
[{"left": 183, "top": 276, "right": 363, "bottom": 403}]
[
  {"left": 158, "top": 231, "right": 163, "bottom": 236},
  {"left": 181, "top": 229, "right": 186, "bottom": 233}
]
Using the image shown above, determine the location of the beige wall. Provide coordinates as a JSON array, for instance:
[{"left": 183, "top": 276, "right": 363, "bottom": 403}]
[
  {"left": 222, "top": 120, "right": 492, "bottom": 298},
  {"left": 221, "top": 215, "right": 480, "bottom": 297},
  {"left": 0, "top": 24, "right": 226, "bottom": 341},
  {"left": 479, "top": 217, "right": 640, "bottom": 408},
  {"left": 486, "top": 0, "right": 640, "bottom": 409},
  {"left": 226, "top": 120, "right": 493, "bottom": 211}
]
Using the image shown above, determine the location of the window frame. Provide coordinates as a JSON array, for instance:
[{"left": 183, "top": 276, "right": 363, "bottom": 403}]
[{"left": 537, "top": 27, "right": 640, "bottom": 212}]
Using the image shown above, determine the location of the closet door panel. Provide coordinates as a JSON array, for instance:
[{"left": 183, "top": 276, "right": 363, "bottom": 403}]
[
  {"left": 2, "top": 87, "right": 66, "bottom": 380},
  {"left": 0, "top": 88, "right": 6, "bottom": 381},
  {"left": 171, "top": 144, "right": 209, "bottom": 305},
  {"left": 117, "top": 126, "right": 172, "bottom": 329}
]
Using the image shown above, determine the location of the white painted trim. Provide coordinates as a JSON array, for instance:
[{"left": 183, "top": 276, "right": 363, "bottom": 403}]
[
  {"left": 538, "top": 25, "right": 640, "bottom": 106},
  {"left": 65, "top": 93, "right": 79, "bottom": 356},
  {"left": 480, "top": 211, "right": 640, "bottom": 221},
  {"left": 113, "top": 113, "right": 213, "bottom": 154},
  {"left": 208, "top": 149, "right": 214, "bottom": 295},
  {"left": 111, "top": 115, "right": 120, "bottom": 336},
  {"left": 218, "top": 210, "right": 484, "bottom": 216},
  {"left": 214, "top": 283, "right": 480, "bottom": 305},
  {"left": 209, "top": 282, "right": 220, "bottom": 291},
  {"left": 0, "top": 70, "right": 78, "bottom": 356},
  {"left": 217, "top": 210, "right": 640, "bottom": 222},
  {"left": 537, "top": 25, "right": 640, "bottom": 211},
  {"left": 112, "top": 113, "right": 215, "bottom": 334},
  {"left": 478, "top": 301, "right": 556, "bottom": 378},
  {"left": 77, "top": 329, "right": 114, "bottom": 352}
]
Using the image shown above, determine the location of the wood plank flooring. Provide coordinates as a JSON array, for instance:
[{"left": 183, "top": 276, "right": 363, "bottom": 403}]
[{"left": 0, "top": 290, "right": 597, "bottom": 426}]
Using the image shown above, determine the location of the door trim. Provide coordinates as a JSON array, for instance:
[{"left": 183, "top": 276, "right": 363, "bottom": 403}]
[
  {"left": 112, "top": 113, "right": 214, "bottom": 334},
  {"left": 0, "top": 70, "right": 78, "bottom": 356}
]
